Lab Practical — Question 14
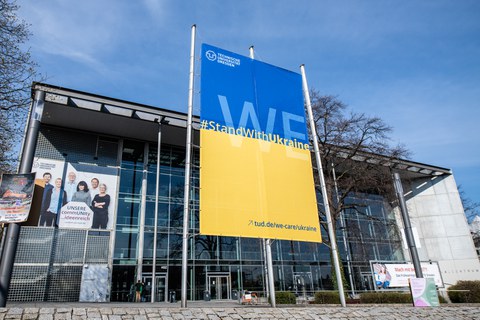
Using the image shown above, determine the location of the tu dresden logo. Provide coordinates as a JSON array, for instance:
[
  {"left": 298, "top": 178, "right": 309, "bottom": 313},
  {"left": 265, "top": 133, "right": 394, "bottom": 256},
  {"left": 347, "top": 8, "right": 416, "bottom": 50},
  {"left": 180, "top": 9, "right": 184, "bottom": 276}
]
[{"left": 205, "top": 50, "right": 217, "bottom": 61}]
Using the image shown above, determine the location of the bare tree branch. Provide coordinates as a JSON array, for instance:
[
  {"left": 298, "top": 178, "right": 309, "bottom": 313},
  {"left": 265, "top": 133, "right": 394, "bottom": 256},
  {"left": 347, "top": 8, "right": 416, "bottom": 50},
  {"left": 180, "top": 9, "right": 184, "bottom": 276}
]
[
  {"left": 309, "top": 89, "right": 410, "bottom": 248},
  {"left": 0, "top": 0, "right": 41, "bottom": 172}
]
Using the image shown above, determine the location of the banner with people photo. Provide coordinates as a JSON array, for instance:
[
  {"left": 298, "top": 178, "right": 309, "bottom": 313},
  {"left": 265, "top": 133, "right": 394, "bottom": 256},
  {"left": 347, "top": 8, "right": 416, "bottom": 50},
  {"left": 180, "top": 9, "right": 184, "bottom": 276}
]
[
  {"left": 371, "top": 261, "right": 444, "bottom": 289},
  {"left": 199, "top": 44, "right": 321, "bottom": 242},
  {"left": 31, "top": 158, "right": 118, "bottom": 230},
  {"left": 0, "top": 173, "right": 36, "bottom": 223}
]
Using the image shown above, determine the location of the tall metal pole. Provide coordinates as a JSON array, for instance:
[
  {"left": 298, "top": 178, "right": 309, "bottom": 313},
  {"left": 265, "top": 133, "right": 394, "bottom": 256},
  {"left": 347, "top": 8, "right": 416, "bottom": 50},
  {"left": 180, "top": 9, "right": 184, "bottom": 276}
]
[
  {"left": 392, "top": 172, "right": 423, "bottom": 278},
  {"left": 300, "top": 65, "right": 346, "bottom": 307},
  {"left": 181, "top": 24, "right": 196, "bottom": 307},
  {"left": 249, "top": 45, "right": 276, "bottom": 307},
  {"left": 0, "top": 90, "right": 45, "bottom": 307},
  {"left": 331, "top": 164, "right": 355, "bottom": 296},
  {"left": 151, "top": 122, "right": 162, "bottom": 303},
  {"left": 137, "top": 146, "right": 149, "bottom": 285}
]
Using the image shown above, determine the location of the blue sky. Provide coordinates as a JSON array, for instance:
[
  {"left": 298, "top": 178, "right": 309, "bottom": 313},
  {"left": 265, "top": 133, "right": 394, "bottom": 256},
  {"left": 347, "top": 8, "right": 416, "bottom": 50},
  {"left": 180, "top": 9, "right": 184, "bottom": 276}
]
[{"left": 18, "top": 0, "right": 480, "bottom": 208}]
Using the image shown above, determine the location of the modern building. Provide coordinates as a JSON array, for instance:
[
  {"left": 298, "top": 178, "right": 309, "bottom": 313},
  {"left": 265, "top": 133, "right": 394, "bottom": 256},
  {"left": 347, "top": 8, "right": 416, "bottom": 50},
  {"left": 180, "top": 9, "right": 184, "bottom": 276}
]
[
  {"left": 6, "top": 82, "right": 480, "bottom": 302},
  {"left": 470, "top": 216, "right": 480, "bottom": 258}
]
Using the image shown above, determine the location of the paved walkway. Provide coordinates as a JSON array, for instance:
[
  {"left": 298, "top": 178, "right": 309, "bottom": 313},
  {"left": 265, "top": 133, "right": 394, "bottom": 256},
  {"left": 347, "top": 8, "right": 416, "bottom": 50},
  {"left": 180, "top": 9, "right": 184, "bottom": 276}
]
[{"left": 2, "top": 301, "right": 480, "bottom": 319}]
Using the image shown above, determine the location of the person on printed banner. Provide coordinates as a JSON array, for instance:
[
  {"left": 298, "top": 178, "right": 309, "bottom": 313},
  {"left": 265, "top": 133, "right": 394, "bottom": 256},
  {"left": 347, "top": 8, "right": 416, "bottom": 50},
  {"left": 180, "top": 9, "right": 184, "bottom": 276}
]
[
  {"left": 39, "top": 178, "right": 67, "bottom": 227},
  {"left": 42, "top": 172, "right": 54, "bottom": 202},
  {"left": 90, "top": 177, "right": 100, "bottom": 199},
  {"left": 375, "top": 264, "right": 391, "bottom": 289},
  {"left": 64, "top": 171, "right": 77, "bottom": 202},
  {"left": 91, "top": 183, "right": 110, "bottom": 229},
  {"left": 72, "top": 181, "right": 91, "bottom": 206}
]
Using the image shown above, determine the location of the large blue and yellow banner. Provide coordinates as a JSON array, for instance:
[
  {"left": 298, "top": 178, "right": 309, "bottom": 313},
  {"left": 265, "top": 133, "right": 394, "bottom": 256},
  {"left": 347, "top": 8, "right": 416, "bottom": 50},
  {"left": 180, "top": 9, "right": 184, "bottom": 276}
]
[{"left": 200, "top": 44, "right": 321, "bottom": 242}]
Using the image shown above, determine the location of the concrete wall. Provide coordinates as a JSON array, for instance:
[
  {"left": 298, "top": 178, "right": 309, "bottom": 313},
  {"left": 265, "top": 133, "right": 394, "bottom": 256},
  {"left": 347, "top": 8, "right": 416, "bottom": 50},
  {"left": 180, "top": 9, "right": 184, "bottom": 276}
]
[{"left": 402, "top": 174, "right": 480, "bottom": 287}]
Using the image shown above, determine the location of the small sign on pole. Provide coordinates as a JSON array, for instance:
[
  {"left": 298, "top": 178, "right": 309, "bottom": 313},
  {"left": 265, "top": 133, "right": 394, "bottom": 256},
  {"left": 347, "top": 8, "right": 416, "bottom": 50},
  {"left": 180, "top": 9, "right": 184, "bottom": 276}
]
[
  {"left": 409, "top": 278, "right": 440, "bottom": 307},
  {"left": 0, "top": 173, "right": 36, "bottom": 223}
]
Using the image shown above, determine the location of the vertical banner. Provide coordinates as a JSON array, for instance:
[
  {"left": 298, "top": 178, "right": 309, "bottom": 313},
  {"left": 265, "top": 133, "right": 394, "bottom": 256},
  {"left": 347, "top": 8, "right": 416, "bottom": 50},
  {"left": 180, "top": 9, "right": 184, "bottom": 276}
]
[
  {"left": 0, "top": 173, "right": 36, "bottom": 223},
  {"left": 200, "top": 43, "right": 321, "bottom": 242}
]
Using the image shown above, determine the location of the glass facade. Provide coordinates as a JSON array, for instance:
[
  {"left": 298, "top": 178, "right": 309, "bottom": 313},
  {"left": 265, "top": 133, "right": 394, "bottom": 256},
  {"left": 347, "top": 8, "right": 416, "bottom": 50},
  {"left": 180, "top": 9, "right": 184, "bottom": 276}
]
[{"left": 8, "top": 125, "right": 404, "bottom": 302}]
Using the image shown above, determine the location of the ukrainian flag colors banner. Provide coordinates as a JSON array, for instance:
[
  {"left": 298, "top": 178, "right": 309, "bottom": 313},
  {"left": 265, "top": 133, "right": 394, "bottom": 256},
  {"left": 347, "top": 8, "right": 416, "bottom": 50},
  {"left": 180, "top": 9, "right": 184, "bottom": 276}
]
[{"left": 200, "top": 44, "right": 321, "bottom": 242}]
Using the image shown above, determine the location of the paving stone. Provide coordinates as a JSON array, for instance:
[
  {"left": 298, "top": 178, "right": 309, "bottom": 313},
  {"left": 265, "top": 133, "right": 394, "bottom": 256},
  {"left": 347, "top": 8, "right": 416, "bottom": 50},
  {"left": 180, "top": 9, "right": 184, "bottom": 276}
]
[
  {"left": 53, "top": 313, "right": 71, "bottom": 320},
  {"left": 71, "top": 310, "right": 85, "bottom": 317},
  {"left": 86, "top": 312, "right": 101, "bottom": 318},
  {"left": 21, "top": 314, "right": 37, "bottom": 320},
  {"left": 2, "top": 304, "right": 480, "bottom": 320},
  {"left": 98, "top": 309, "right": 112, "bottom": 315},
  {"left": 6, "top": 309, "right": 22, "bottom": 316},
  {"left": 111, "top": 309, "right": 126, "bottom": 315}
]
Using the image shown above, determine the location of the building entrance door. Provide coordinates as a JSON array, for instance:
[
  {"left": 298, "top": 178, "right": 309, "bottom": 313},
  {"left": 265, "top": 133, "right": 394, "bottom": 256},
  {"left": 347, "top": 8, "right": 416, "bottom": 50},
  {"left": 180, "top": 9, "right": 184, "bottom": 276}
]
[
  {"left": 142, "top": 274, "right": 167, "bottom": 302},
  {"left": 361, "top": 272, "right": 374, "bottom": 291},
  {"left": 155, "top": 276, "right": 167, "bottom": 302},
  {"left": 207, "top": 275, "right": 231, "bottom": 300},
  {"left": 293, "top": 272, "right": 313, "bottom": 297}
]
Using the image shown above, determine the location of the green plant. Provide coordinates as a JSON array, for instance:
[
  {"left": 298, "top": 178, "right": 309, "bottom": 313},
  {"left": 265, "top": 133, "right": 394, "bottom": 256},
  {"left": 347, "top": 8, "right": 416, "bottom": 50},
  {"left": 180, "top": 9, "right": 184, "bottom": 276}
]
[
  {"left": 275, "top": 291, "right": 296, "bottom": 304},
  {"left": 314, "top": 291, "right": 343, "bottom": 304},
  {"left": 438, "top": 294, "right": 447, "bottom": 304},
  {"left": 448, "top": 281, "right": 480, "bottom": 303},
  {"left": 359, "top": 292, "right": 412, "bottom": 304}
]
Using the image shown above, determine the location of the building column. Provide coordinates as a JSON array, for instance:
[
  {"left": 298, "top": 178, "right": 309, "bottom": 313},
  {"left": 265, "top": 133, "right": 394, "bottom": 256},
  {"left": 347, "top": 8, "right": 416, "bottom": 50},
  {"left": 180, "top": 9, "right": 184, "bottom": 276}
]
[{"left": 0, "top": 90, "right": 45, "bottom": 307}]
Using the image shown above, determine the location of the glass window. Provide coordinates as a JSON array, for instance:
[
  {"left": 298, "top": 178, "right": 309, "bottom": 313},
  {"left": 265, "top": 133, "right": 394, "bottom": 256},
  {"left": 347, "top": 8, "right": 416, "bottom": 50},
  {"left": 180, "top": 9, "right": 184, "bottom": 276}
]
[
  {"left": 319, "top": 265, "right": 333, "bottom": 290},
  {"left": 170, "top": 148, "right": 186, "bottom": 172},
  {"left": 122, "top": 140, "right": 144, "bottom": 168},
  {"left": 240, "top": 238, "right": 262, "bottom": 261},
  {"left": 317, "top": 243, "right": 331, "bottom": 262},
  {"left": 241, "top": 265, "right": 264, "bottom": 293},
  {"left": 170, "top": 175, "right": 185, "bottom": 200},
  {"left": 143, "top": 232, "right": 168, "bottom": 259},
  {"left": 119, "top": 168, "right": 143, "bottom": 195},
  {"left": 146, "top": 169, "right": 158, "bottom": 196},
  {"left": 169, "top": 233, "right": 183, "bottom": 259},
  {"left": 114, "top": 229, "right": 138, "bottom": 260},
  {"left": 170, "top": 203, "right": 183, "bottom": 228},
  {"left": 144, "top": 200, "right": 169, "bottom": 229},
  {"left": 116, "top": 195, "right": 141, "bottom": 226},
  {"left": 218, "top": 237, "right": 238, "bottom": 260},
  {"left": 195, "top": 235, "right": 218, "bottom": 260}
]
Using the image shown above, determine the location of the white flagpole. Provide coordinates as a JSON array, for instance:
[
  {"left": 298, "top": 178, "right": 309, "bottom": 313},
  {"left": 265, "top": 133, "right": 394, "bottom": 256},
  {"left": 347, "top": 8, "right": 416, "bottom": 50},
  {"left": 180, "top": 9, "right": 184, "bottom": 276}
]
[
  {"left": 249, "top": 45, "right": 276, "bottom": 308},
  {"left": 181, "top": 24, "right": 196, "bottom": 308},
  {"left": 151, "top": 119, "right": 163, "bottom": 303},
  {"left": 300, "top": 64, "right": 346, "bottom": 307}
]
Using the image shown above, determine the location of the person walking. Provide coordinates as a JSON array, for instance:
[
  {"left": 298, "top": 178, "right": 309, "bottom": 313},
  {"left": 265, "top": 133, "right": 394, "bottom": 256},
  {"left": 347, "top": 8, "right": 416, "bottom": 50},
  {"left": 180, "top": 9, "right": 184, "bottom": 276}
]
[{"left": 135, "top": 280, "right": 144, "bottom": 302}]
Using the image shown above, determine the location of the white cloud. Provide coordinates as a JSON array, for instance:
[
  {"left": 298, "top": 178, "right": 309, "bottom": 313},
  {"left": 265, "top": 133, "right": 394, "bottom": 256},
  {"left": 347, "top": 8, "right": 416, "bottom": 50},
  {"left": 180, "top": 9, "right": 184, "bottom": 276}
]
[{"left": 19, "top": 1, "right": 132, "bottom": 68}]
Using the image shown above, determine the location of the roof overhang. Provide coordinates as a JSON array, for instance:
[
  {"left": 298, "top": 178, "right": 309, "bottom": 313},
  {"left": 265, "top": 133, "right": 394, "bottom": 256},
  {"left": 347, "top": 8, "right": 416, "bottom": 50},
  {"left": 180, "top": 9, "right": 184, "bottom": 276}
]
[
  {"left": 32, "top": 82, "right": 451, "bottom": 179},
  {"left": 333, "top": 146, "right": 451, "bottom": 179},
  {"left": 32, "top": 82, "right": 198, "bottom": 147}
]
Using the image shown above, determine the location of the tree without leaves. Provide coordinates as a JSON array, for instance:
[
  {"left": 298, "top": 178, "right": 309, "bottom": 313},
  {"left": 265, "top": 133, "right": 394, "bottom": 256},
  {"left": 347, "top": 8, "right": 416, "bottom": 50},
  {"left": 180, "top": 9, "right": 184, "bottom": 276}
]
[
  {"left": 311, "top": 90, "right": 409, "bottom": 222},
  {"left": 458, "top": 185, "right": 480, "bottom": 223},
  {"left": 0, "top": 0, "right": 39, "bottom": 172},
  {"left": 309, "top": 90, "right": 410, "bottom": 289}
]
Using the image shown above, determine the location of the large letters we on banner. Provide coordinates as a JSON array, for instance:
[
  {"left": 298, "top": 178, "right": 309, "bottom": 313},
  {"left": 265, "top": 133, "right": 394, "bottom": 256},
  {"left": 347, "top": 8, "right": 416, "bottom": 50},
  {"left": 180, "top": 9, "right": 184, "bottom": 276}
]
[{"left": 199, "top": 44, "right": 321, "bottom": 242}]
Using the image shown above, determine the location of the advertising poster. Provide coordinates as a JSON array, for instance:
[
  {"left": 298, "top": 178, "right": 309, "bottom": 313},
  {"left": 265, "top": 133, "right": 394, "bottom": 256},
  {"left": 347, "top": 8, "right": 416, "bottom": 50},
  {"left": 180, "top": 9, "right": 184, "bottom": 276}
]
[
  {"left": 410, "top": 278, "right": 440, "bottom": 307},
  {"left": 199, "top": 43, "right": 321, "bottom": 242},
  {"left": 372, "top": 262, "right": 444, "bottom": 289},
  {"left": 32, "top": 158, "right": 118, "bottom": 230},
  {"left": 80, "top": 264, "right": 110, "bottom": 302},
  {"left": 0, "top": 173, "right": 36, "bottom": 223}
]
